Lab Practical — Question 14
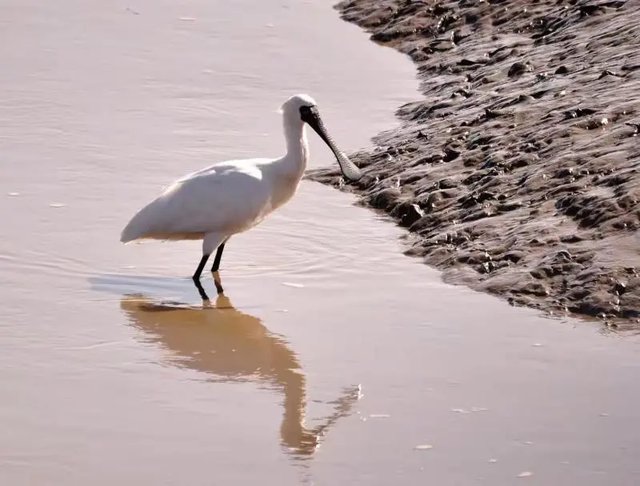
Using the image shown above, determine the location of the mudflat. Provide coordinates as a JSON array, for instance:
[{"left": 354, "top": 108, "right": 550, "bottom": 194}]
[{"left": 310, "top": 0, "right": 640, "bottom": 325}]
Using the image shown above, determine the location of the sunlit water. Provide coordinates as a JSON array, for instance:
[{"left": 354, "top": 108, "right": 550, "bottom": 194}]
[{"left": 1, "top": 1, "right": 640, "bottom": 485}]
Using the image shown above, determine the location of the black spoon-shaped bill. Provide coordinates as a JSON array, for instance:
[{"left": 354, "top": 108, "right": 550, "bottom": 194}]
[{"left": 301, "top": 106, "right": 362, "bottom": 182}]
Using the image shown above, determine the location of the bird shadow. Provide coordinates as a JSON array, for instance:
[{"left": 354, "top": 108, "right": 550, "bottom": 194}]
[
  {"left": 102, "top": 278, "right": 361, "bottom": 459},
  {"left": 90, "top": 273, "right": 218, "bottom": 306}
]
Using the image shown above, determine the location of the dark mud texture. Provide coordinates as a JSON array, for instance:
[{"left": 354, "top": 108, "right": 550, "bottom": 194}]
[{"left": 310, "top": 0, "right": 640, "bottom": 325}]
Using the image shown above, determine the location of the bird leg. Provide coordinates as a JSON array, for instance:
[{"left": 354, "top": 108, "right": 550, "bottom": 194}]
[
  {"left": 193, "top": 253, "right": 210, "bottom": 301},
  {"left": 211, "top": 243, "right": 226, "bottom": 294},
  {"left": 193, "top": 279, "right": 210, "bottom": 302}
]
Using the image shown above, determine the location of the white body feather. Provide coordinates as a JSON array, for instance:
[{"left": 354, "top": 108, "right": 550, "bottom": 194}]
[{"left": 121, "top": 95, "right": 313, "bottom": 255}]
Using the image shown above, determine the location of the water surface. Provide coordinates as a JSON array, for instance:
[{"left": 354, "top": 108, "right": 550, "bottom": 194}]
[{"left": 1, "top": 1, "right": 639, "bottom": 485}]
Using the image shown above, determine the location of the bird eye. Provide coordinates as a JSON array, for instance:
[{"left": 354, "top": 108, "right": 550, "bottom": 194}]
[{"left": 299, "top": 105, "right": 314, "bottom": 121}]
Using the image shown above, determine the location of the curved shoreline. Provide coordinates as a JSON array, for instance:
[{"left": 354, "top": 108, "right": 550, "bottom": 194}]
[{"left": 310, "top": 0, "right": 640, "bottom": 324}]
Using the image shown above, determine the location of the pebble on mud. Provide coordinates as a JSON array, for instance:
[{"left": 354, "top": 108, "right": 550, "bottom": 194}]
[{"left": 508, "top": 61, "right": 533, "bottom": 77}]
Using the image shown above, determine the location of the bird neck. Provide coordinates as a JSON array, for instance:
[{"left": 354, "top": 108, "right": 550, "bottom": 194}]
[{"left": 283, "top": 118, "right": 309, "bottom": 174}]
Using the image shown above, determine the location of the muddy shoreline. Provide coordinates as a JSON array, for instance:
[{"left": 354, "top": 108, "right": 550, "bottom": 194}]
[{"left": 310, "top": 0, "right": 640, "bottom": 324}]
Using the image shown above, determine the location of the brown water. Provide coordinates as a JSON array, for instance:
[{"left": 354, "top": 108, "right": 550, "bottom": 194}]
[{"left": 1, "top": 1, "right": 640, "bottom": 485}]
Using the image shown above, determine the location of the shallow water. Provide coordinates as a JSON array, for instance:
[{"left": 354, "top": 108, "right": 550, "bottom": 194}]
[{"left": 1, "top": 1, "right": 640, "bottom": 485}]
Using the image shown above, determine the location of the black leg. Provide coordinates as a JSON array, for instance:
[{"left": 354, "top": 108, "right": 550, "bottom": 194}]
[
  {"left": 211, "top": 243, "right": 225, "bottom": 272},
  {"left": 192, "top": 253, "right": 210, "bottom": 301},
  {"left": 193, "top": 253, "right": 210, "bottom": 281},
  {"left": 211, "top": 243, "right": 226, "bottom": 294},
  {"left": 193, "top": 278, "right": 210, "bottom": 301}
]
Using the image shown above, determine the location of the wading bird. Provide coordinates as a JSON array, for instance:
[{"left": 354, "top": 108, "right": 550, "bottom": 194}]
[{"left": 120, "top": 94, "right": 361, "bottom": 300}]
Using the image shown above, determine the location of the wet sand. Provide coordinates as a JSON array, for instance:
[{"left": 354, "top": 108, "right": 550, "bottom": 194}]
[
  {"left": 310, "top": 0, "right": 640, "bottom": 324},
  {"left": 2, "top": 1, "right": 640, "bottom": 485}
]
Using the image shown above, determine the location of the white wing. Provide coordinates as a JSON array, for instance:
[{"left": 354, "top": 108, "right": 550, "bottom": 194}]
[{"left": 121, "top": 159, "right": 275, "bottom": 242}]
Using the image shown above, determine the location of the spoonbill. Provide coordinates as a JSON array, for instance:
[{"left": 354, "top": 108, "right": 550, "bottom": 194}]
[{"left": 121, "top": 94, "right": 362, "bottom": 299}]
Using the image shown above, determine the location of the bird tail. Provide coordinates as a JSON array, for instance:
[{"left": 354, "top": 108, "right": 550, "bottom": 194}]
[
  {"left": 120, "top": 210, "right": 148, "bottom": 243},
  {"left": 120, "top": 222, "right": 138, "bottom": 243},
  {"left": 120, "top": 197, "right": 167, "bottom": 243}
]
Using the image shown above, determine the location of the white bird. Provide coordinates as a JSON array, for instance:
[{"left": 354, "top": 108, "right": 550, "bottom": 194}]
[{"left": 121, "top": 94, "right": 362, "bottom": 300}]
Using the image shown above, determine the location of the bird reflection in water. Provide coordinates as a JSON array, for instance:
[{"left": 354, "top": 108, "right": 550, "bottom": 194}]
[{"left": 120, "top": 293, "right": 360, "bottom": 457}]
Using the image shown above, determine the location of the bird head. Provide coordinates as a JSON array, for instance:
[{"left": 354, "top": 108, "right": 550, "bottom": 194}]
[{"left": 280, "top": 94, "right": 362, "bottom": 182}]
